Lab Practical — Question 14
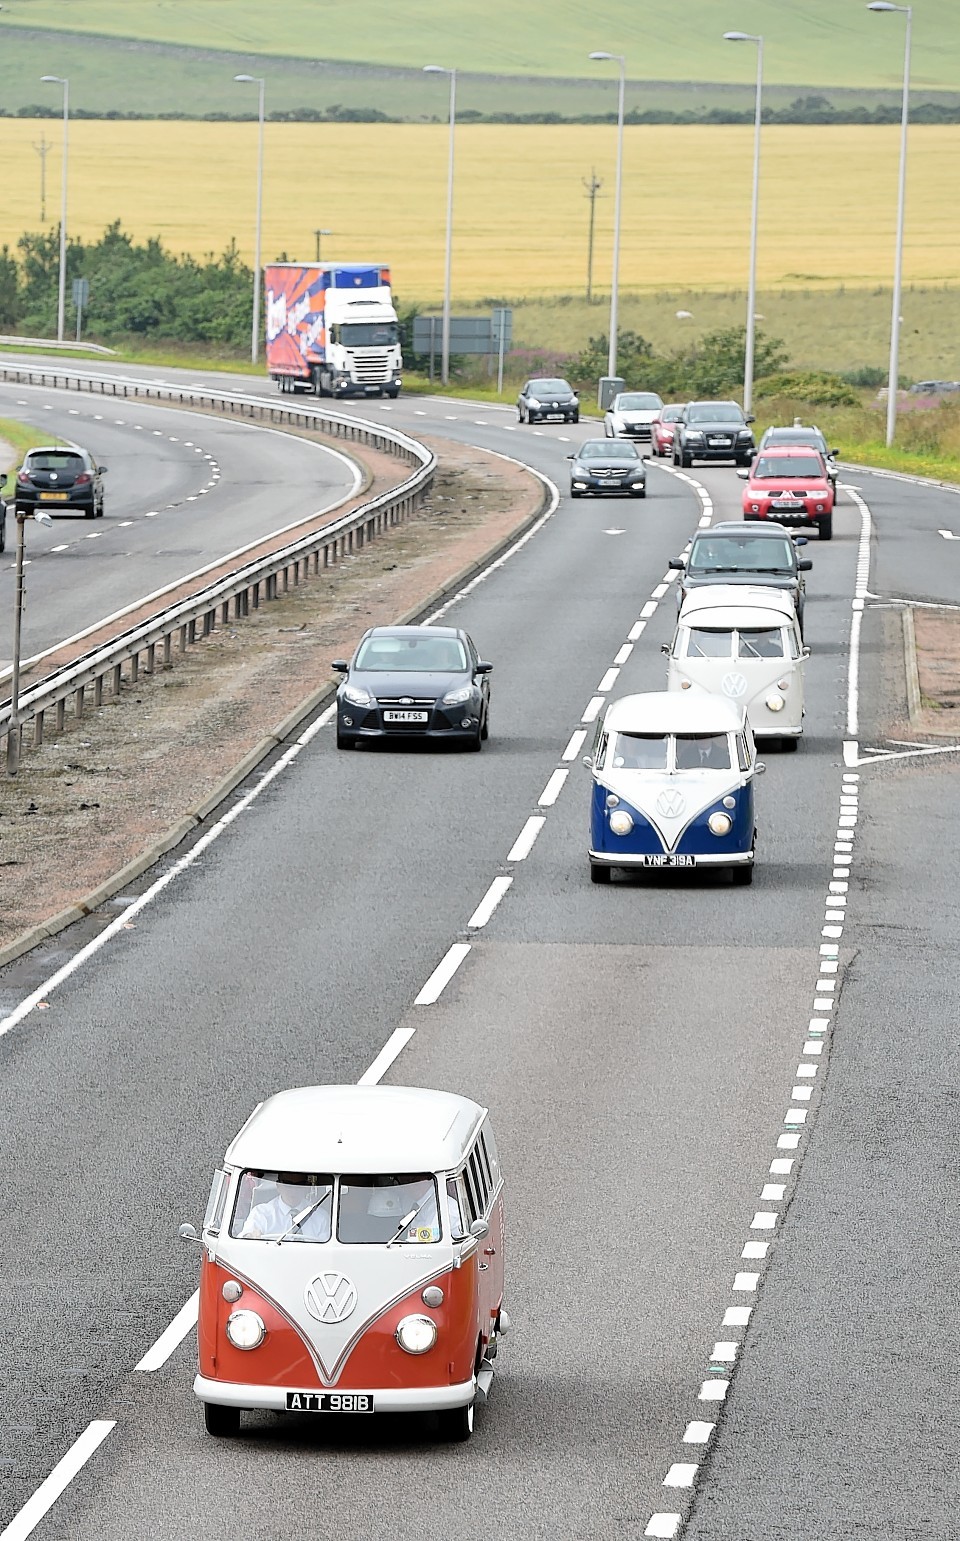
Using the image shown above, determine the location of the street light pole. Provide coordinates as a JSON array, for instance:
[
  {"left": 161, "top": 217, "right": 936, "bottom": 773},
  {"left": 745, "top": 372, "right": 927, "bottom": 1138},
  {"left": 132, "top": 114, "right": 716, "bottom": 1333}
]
[
  {"left": 6, "top": 511, "right": 53, "bottom": 777},
  {"left": 423, "top": 65, "right": 457, "bottom": 386},
  {"left": 724, "top": 33, "right": 763, "bottom": 415},
  {"left": 40, "top": 75, "right": 68, "bottom": 343},
  {"left": 589, "top": 52, "right": 626, "bottom": 381},
  {"left": 234, "top": 74, "right": 265, "bottom": 365},
  {"left": 868, "top": 1, "right": 913, "bottom": 447}
]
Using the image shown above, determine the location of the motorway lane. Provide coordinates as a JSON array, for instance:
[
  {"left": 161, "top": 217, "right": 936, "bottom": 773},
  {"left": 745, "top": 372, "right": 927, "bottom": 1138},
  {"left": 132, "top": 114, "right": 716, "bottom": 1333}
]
[
  {"left": 0, "top": 441, "right": 865, "bottom": 1540},
  {"left": 0, "top": 383, "right": 359, "bottom": 663}
]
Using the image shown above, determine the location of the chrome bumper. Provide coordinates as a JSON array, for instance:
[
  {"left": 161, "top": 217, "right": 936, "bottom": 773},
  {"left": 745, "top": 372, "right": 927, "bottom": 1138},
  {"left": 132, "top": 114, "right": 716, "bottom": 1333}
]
[
  {"left": 194, "top": 1373, "right": 476, "bottom": 1413},
  {"left": 589, "top": 848, "right": 754, "bottom": 867}
]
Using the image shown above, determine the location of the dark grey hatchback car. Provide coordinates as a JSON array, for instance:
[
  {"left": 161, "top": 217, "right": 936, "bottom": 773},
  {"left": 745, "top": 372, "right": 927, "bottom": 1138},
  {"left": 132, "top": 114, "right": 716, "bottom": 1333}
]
[
  {"left": 333, "top": 625, "right": 492, "bottom": 750},
  {"left": 14, "top": 445, "right": 107, "bottom": 518}
]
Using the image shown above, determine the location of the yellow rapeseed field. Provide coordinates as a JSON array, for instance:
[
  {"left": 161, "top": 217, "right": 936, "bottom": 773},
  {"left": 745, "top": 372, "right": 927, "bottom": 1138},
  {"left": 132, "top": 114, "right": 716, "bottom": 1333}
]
[{"left": 2, "top": 121, "right": 957, "bottom": 301}]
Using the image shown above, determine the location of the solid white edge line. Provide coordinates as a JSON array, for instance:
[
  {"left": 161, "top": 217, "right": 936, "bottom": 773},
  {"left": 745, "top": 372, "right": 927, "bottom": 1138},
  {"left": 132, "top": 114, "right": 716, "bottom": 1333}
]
[
  {"left": 0, "top": 1420, "right": 115, "bottom": 1541},
  {"left": 413, "top": 943, "right": 471, "bottom": 1006},
  {"left": 467, "top": 875, "right": 513, "bottom": 928},
  {"left": 357, "top": 1027, "right": 416, "bottom": 1084},
  {"left": 134, "top": 1291, "right": 199, "bottom": 1372},
  {"left": 562, "top": 729, "right": 588, "bottom": 761},
  {"left": 507, "top": 815, "right": 545, "bottom": 862},
  {"left": 538, "top": 768, "right": 569, "bottom": 807}
]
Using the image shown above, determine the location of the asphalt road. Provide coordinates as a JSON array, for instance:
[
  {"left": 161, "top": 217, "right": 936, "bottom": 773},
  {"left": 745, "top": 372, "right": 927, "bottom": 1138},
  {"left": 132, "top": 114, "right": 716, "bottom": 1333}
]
[
  {"left": 0, "top": 380, "right": 360, "bottom": 666},
  {"left": 0, "top": 362, "right": 957, "bottom": 1540}
]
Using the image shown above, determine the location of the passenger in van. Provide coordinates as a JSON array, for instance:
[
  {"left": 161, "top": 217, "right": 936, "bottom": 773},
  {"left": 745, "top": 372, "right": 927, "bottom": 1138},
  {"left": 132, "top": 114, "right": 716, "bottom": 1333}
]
[
  {"left": 674, "top": 733, "right": 731, "bottom": 770},
  {"left": 339, "top": 1175, "right": 441, "bottom": 1244},
  {"left": 240, "top": 1172, "right": 333, "bottom": 1241}
]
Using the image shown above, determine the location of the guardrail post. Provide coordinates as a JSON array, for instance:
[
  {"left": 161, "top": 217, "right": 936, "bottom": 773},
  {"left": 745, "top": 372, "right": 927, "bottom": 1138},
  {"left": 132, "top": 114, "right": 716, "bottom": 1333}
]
[
  {"left": 179, "top": 625, "right": 188, "bottom": 653},
  {"left": 163, "top": 635, "right": 172, "bottom": 668},
  {"left": 187, "top": 620, "right": 197, "bottom": 644},
  {"left": 252, "top": 581, "right": 260, "bottom": 609},
  {"left": 202, "top": 612, "right": 213, "bottom": 637},
  {"left": 56, "top": 699, "right": 65, "bottom": 732},
  {"left": 94, "top": 676, "right": 103, "bottom": 708},
  {"left": 112, "top": 662, "right": 122, "bottom": 695},
  {"left": 75, "top": 685, "right": 85, "bottom": 718},
  {"left": 130, "top": 653, "right": 140, "bottom": 684},
  {"left": 33, "top": 709, "right": 44, "bottom": 747},
  {"left": 145, "top": 643, "right": 156, "bottom": 674}
]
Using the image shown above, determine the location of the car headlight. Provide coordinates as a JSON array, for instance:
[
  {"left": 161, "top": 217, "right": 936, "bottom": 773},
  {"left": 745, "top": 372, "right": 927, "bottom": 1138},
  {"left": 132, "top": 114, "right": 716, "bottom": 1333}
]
[
  {"left": 632, "top": 479, "right": 645, "bottom": 488},
  {"left": 686, "top": 430, "right": 704, "bottom": 439},
  {"left": 442, "top": 684, "right": 473, "bottom": 706},
  {"left": 396, "top": 1314, "right": 438, "bottom": 1355},
  {"left": 765, "top": 694, "right": 785, "bottom": 712},
  {"left": 608, "top": 810, "right": 634, "bottom": 836},
  {"left": 342, "top": 684, "right": 373, "bottom": 707},
  {"left": 225, "top": 1310, "right": 266, "bottom": 1351},
  {"left": 573, "top": 480, "right": 587, "bottom": 489},
  {"left": 527, "top": 397, "right": 541, "bottom": 408},
  {"left": 707, "top": 811, "right": 733, "bottom": 836}
]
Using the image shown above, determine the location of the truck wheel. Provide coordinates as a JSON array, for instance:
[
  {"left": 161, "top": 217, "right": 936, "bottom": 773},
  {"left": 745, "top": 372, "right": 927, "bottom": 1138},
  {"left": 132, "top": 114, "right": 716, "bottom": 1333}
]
[
  {"left": 819, "top": 514, "right": 833, "bottom": 540},
  {"left": 439, "top": 1403, "right": 474, "bottom": 1442},
  {"left": 203, "top": 1402, "right": 241, "bottom": 1438},
  {"left": 385, "top": 387, "right": 400, "bottom": 399},
  {"left": 590, "top": 863, "right": 611, "bottom": 885}
]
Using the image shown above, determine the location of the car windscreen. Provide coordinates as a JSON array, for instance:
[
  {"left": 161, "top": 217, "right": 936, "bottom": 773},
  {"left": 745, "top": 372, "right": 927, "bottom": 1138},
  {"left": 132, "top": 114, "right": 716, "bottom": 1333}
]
[
  {"left": 608, "top": 732, "right": 668, "bottom": 770},
  {"left": 355, "top": 635, "right": 468, "bottom": 671},
  {"left": 230, "top": 1170, "right": 334, "bottom": 1242},
  {"left": 529, "top": 379, "right": 569, "bottom": 394},
  {"left": 340, "top": 321, "right": 400, "bottom": 346},
  {"left": 688, "top": 536, "right": 795, "bottom": 573},
  {"left": 687, "top": 404, "right": 743, "bottom": 423},
  {"left": 578, "top": 440, "right": 638, "bottom": 459},
  {"left": 764, "top": 430, "right": 825, "bottom": 450},
  {"left": 615, "top": 394, "right": 661, "bottom": 410},
  {"left": 737, "top": 628, "right": 785, "bottom": 659},
  {"left": 754, "top": 456, "right": 822, "bottom": 479},
  {"left": 661, "top": 406, "right": 683, "bottom": 421},
  {"left": 686, "top": 627, "right": 733, "bottom": 658},
  {"left": 338, "top": 1174, "right": 442, "bottom": 1244},
  {"left": 673, "top": 733, "right": 732, "bottom": 770},
  {"left": 26, "top": 452, "right": 86, "bottom": 472}
]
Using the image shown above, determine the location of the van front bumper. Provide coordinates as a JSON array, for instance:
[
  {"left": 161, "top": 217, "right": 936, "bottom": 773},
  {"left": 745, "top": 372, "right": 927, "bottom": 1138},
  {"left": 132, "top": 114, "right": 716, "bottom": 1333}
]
[
  {"left": 589, "top": 848, "right": 754, "bottom": 868},
  {"left": 194, "top": 1373, "right": 476, "bottom": 1413}
]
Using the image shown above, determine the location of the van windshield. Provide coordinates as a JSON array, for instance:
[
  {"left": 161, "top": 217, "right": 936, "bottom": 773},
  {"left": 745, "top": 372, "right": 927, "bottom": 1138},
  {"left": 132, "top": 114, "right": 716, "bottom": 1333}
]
[
  {"left": 608, "top": 731, "right": 668, "bottom": 770},
  {"left": 338, "top": 1174, "right": 442, "bottom": 1244},
  {"left": 674, "top": 733, "right": 732, "bottom": 770},
  {"left": 738, "top": 628, "right": 784, "bottom": 658},
  {"left": 686, "top": 628, "right": 733, "bottom": 658},
  {"left": 230, "top": 1171, "right": 334, "bottom": 1242}
]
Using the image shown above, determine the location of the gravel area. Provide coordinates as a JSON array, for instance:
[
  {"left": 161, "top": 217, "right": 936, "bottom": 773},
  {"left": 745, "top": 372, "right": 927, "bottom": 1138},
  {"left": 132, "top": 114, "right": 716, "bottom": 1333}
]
[{"left": 0, "top": 438, "right": 543, "bottom": 954}]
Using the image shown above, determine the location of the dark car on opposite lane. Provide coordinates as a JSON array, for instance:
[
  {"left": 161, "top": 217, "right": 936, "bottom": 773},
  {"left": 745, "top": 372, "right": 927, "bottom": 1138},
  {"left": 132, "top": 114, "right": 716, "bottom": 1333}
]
[
  {"left": 517, "top": 378, "right": 579, "bottom": 425},
  {"left": 333, "top": 625, "right": 492, "bottom": 751},
  {"left": 669, "top": 521, "right": 812, "bottom": 631},
  {"left": 14, "top": 446, "right": 107, "bottom": 519},
  {"left": 567, "top": 439, "right": 646, "bottom": 498},
  {"left": 673, "top": 401, "right": 755, "bottom": 467}
]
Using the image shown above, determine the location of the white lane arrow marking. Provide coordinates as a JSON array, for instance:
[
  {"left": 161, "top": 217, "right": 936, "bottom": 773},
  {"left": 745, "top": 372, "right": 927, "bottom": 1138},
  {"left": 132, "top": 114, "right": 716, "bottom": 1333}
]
[
  {"left": 938, "top": 529, "right": 960, "bottom": 540},
  {"left": 604, "top": 528, "right": 626, "bottom": 535}
]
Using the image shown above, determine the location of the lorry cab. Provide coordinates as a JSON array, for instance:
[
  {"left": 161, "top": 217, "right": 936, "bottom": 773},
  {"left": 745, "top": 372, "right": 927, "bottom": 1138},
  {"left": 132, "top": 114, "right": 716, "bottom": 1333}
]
[
  {"left": 265, "top": 262, "right": 403, "bottom": 398},
  {"left": 585, "top": 691, "right": 761, "bottom": 885},
  {"left": 666, "top": 585, "right": 808, "bottom": 746},
  {"left": 182, "top": 1084, "right": 506, "bottom": 1442}
]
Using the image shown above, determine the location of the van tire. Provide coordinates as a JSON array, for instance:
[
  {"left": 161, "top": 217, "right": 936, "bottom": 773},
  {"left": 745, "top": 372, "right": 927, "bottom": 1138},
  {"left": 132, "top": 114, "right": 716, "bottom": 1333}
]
[
  {"left": 439, "top": 1403, "right": 474, "bottom": 1441},
  {"left": 203, "top": 1402, "right": 241, "bottom": 1437},
  {"left": 590, "top": 862, "right": 611, "bottom": 884},
  {"left": 732, "top": 862, "right": 754, "bottom": 886},
  {"left": 781, "top": 736, "right": 799, "bottom": 752}
]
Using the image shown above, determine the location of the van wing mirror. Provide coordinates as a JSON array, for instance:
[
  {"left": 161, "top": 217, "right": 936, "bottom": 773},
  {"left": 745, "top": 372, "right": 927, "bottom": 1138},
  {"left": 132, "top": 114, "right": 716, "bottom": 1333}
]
[
  {"left": 178, "top": 1222, "right": 201, "bottom": 1244},
  {"left": 582, "top": 753, "right": 594, "bottom": 769},
  {"left": 469, "top": 1218, "right": 490, "bottom": 1241},
  {"left": 754, "top": 761, "right": 767, "bottom": 775}
]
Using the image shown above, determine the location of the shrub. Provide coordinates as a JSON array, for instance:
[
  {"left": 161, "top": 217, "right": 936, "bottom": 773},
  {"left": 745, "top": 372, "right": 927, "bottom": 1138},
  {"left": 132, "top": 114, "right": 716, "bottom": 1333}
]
[{"left": 754, "top": 372, "right": 859, "bottom": 407}]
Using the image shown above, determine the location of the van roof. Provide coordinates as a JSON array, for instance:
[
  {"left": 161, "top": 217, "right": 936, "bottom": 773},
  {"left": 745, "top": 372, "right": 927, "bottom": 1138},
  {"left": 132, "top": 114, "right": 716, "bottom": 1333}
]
[
  {"left": 603, "top": 691, "right": 745, "bottom": 735},
  {"left": 678, "top": 585, "right": 797, "bottom": 626},
  {"left": 224, "top": 1085, "right": 486, "bottom": 1173}
]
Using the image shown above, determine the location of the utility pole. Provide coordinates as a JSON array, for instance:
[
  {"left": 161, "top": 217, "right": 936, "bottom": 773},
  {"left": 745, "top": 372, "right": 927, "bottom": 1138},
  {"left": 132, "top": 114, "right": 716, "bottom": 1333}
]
[
  {"left": 33, "top": 134, "right": 49, "bottom": 224},
  {"left": 582, "top": 169, "right": 604, "bottom": 303}
]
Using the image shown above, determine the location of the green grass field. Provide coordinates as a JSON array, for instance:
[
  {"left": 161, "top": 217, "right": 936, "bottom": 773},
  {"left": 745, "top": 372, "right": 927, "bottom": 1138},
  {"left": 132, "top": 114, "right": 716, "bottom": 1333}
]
[{"left": 5, "top": 1, "right": 958, "bottom": 91}]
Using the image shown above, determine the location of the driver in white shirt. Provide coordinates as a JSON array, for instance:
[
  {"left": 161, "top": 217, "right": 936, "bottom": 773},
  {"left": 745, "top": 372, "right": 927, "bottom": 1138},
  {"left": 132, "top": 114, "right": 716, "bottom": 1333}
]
[{"left": 241, "top": 1172, "right": 332, "bottom": 1241}]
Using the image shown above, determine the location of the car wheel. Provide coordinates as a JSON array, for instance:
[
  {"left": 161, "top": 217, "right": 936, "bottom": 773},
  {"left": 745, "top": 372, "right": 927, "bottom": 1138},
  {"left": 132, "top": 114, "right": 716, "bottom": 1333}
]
[
  {"left": 203, "top": 1402, "right": 241, "bottom": 1438},
  {"left": 0, "top": 522, "right": 5, "bottom": 554},
  {"left": 97, "top": 498, "right": 104, "bottom": 518},
  {"left": 819, "top": 514, "right": 833, "bottom": 540},
  {"left": 480, "top": 706, "right": 489, "bottom": 741},
  {"left": 84, "top": 503, "right": 96, "bottom": 520},
  {"left": 439, "top": 1403, "right": 474, "bottom": 1442},
  {"left": 680, "top": 450, "right": 692, "bottom": 468},
  {"left": 571, "top": 411, "right": 580, "bottom": 424},
  {"left": 466, "top": 723, "right": 483, "bottom": 752},
  {"left": 528, "top": 411, "right": 539, "bottom": 425},
  {"left": 590, "top": 862, "right": 611, "bottom": 885},
  {"left": 336, "top": 727, "right": 356, "bottom": 750},
  {"left": 731, "top": 862, "right": 754, "bottom": 886}
]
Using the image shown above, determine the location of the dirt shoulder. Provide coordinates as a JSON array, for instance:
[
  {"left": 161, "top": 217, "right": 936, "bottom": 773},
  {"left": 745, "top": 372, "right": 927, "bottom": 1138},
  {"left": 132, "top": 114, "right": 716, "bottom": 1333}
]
[
  {"left": 909, "top": 608, "right": 960, "bottom": 735},
  {"left": 0, "top": 436, "right": 545, "bottom": 961}
]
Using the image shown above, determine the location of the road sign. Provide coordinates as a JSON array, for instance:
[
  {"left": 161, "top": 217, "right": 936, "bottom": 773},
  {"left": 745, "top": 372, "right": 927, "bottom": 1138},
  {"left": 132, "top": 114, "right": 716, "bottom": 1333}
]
[
  {"left": 72, "top": 278, "right": 89, "bottom": 307},
  {"left": 412, "top": 312, "right": 512, "bottom": 356}
]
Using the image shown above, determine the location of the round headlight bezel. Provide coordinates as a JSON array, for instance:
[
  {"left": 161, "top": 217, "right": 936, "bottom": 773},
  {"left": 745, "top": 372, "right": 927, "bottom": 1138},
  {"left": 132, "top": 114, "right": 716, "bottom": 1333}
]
[
  {"left": 225, "top": 1309, "right": 266, "bottom": 1351},
  {"left": 707, "top": 811, "right": 733, "bottom": 837},
  {"left": 765, "top": 694, "right": 786, "bottom": 712},
  {"left": 608, "top": 809, "right": 635, "bottom": 836},
  {"left": 395, "top": 1314, "right": 438, "bottom": 1355}
]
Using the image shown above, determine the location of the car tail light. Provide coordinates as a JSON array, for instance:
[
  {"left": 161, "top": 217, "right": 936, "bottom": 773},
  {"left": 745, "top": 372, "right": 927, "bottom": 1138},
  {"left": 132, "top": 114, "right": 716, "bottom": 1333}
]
[{"left": 74, "top": 472, "right": 91, "bottom": 485}]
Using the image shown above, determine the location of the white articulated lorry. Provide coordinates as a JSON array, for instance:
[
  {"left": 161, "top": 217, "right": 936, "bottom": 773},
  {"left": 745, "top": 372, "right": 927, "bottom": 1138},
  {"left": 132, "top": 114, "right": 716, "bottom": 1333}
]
[{"left": 265, "top": 261, "right": 403, "bottom": 398}]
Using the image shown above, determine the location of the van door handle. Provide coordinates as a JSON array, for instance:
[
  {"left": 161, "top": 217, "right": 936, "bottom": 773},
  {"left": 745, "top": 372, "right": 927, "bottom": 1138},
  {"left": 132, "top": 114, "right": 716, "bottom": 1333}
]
[{"left": 483, "top": 1247, "right": 496, "bottom": 1256}]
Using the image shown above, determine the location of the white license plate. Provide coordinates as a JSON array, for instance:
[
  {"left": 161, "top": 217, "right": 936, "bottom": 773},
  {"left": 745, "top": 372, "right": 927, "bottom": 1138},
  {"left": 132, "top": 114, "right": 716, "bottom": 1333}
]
[
  {"left": 286, "top": 1391, "right": 374, "bottom": 1413},
  {"left": 708, "top": 437, "right": 731, "bottom": 446},
  {"left": 638, "top": 854, "right": 695, "bottom": 867},
  {"left": 773, "top": 499, "right": 805, "bottom": 508},
  {"left": 383, "top": 709, "right": 428, "bottom": 723}
]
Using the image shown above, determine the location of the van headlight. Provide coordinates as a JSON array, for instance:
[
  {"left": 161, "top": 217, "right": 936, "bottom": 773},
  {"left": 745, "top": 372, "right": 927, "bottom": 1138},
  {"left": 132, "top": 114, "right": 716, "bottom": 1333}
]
[
  {"left": 609, "top": 810, "right": 634, "bottom": 836},
  {"left": 765, "top": 695, "right": 785, "bottom": 712},
  {"left": 226, "top": 1310, "right": 265, "bottom": 1350},
  {"left": 707, "top": 811, "right": 733, "bottom": 836},
  {"left": 396, "top": 1315, "right": 438, "bottom": 1355}
]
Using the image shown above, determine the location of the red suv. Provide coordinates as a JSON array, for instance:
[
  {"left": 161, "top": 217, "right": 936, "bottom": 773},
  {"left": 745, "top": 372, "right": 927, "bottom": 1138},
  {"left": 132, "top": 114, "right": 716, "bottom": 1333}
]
[{"left": 740, "top": 447, "right": 835, "bottom": 540}]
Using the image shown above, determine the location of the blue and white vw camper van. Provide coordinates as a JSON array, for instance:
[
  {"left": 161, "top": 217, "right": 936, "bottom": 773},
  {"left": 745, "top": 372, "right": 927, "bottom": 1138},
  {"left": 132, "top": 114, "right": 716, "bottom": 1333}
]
[{"left": 585, "top": 691, "right": 762, "bottom": 885}]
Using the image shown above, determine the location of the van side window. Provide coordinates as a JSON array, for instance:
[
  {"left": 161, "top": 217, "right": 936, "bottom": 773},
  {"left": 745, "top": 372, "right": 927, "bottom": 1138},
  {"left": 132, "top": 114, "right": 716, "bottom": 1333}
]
[
  {"left": 737, "top": 732, "right": 750, "bottom": 771},
  {"left": 591, "top": 722, "right": 607, "bottom": 767},
  {"left": 462, "top": 1160, "right": 481, "bottom": 1224},
  {"left": 476, "top": 1132, "right": 493, "bottom": 1191},
  {"left": 480, "top": 1125, "right": 502, "bottom": 1190},
  {"left": 468, "top": 1148, "right": 489, "bottom": 1216}
]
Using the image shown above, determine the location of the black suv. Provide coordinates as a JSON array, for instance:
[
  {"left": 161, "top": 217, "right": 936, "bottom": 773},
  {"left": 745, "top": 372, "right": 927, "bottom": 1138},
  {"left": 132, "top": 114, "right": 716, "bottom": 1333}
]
[
  {"left": 669, "top": 521, "right": 812, "bottom": 631},
  {"left": 673, "top": 401, "right": 755, "bottom": 466},
  {"left": 517, "top": 378, "right": 579, "bottom": 425},
  {"left": 14, "top": 446, "right": 107, "bottom": 519}
]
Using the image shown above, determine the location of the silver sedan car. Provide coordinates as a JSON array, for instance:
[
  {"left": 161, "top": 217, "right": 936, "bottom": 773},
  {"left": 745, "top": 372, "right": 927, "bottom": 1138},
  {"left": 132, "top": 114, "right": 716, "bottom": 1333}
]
[{"left": 603, "top": 391, "right": 663, "bottom": 442}]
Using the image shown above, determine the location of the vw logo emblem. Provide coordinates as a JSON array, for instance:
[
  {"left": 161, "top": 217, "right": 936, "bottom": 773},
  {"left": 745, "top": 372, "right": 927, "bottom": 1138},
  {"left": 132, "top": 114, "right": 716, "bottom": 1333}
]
[
  {"left": 656, "top": 789, "right": 685, "bottom": 818},
  {"left": 399, "top": 696, "right": 413, "bottom": 705},
  {"left": 722, "top": 672, "right": 748, "bottom": 699},
  {"left": 304, "top": 1272, "right": 358, "bottom": 1324}
]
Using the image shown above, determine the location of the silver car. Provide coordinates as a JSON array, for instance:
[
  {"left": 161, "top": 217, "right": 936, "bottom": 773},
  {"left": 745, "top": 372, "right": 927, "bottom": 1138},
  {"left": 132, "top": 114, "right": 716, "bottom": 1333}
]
[{"left": 603, "top": 391, "right": 663, "bottom": 441}]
